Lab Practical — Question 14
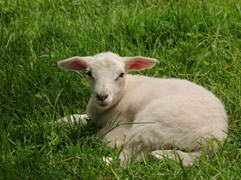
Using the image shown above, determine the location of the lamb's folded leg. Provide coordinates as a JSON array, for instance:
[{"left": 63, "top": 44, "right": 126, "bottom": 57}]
[
  {"left": 56, "top": 114, "right": 89, "bottom": 126},
  {"left": 151, "top": 150, "right": 201, "bottom": 166}
]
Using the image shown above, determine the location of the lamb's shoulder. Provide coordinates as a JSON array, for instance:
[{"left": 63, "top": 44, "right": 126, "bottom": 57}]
[{"left": 121, "top": 75, "right": 197, "bottom": 107}]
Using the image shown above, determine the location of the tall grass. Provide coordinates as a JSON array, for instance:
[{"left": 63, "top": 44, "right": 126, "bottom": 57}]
[{"left": 0, "top": 0, "right": 241, "bottom": 179}]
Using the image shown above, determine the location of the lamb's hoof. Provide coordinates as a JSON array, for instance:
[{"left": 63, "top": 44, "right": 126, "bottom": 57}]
[{"left": 103, "top": 157, "right": 113, "bottom": 165}]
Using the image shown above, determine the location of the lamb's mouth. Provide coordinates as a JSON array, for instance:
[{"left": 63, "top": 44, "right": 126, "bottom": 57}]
[{"left": 97, "top": 102, "right": 109, "bottom": 107}]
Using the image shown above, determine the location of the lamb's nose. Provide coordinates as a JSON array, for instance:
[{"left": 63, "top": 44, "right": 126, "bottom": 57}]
[{"left": 96, "top": 94, "right": 108, "bottom": 101}]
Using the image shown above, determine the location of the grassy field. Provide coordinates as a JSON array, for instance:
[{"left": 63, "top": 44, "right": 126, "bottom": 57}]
[{"left": 1, "top": 0, "right": 241, "bottom": 179}]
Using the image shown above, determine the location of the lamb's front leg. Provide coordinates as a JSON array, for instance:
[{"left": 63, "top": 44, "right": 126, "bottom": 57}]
[{"left": 57, "top": 114, "right": 89, "bottom": 126}]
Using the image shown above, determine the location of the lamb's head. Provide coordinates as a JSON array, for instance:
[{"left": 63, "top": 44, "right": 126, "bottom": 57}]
[{"left": 58, "top": 52, "right": 157, "bottom": 110}]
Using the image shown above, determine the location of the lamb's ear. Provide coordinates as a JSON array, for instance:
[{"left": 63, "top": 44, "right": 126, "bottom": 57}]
[
  {"left": 123, "top": 56, "right": 157, "bottom": 72},
  {"left": 58, "top": 56, "right": 91, "bottom": 71}
]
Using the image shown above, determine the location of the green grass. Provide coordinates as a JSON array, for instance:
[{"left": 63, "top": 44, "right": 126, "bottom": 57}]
[{"left": 1, "top": 0, "right": 241, "bottom": 179}]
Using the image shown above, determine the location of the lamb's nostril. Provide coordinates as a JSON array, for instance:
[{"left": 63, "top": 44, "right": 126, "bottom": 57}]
[{"left": 96, "top": 94, "right": 108, "bottom": 101}]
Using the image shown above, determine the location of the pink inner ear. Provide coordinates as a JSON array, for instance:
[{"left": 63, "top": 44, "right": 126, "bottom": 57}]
[
  {"left": 129, "top": 60, "right": 149, "bottom": 70},
  {"left": 69, "top": 61, "right": 87, "bottom": 70}
]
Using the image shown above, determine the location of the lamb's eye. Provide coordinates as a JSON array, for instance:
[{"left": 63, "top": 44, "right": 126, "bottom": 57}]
[
  {"left": 87, "top": 71, "right": 92, "bottom": 78},
  {"left": 116, "top": 72, "right": 125, "bottom": 81},
  {"left": 119, "top": 72, "right": 124, "bottom": 78}
]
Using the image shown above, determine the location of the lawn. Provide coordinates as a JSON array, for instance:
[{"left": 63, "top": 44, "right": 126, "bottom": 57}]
[{"left": 0, "top": 0, "right": 241, "bottom": 179}]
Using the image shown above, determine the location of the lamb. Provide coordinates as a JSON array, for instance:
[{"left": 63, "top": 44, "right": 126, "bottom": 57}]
[{"left": 58, "top": 52, "right": 228, "bottom": 166}]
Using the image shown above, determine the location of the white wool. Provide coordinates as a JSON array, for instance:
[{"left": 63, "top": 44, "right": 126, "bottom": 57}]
[{"left": 58, "top": 52, "right": 228, "bottom": 166}]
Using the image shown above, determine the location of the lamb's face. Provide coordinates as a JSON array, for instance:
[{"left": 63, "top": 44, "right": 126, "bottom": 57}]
[
  {"left": 87, "top": 55, "right": 126, "bottom": 109},
  {"left": 58, "top": 52, "right": 157, "bottom": 110}
]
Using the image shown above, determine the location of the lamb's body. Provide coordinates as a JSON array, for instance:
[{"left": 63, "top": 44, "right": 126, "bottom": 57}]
[
  {"left": 58, "top": 52, "right": 228, "bottom": 166},
  {"left": 87, "top": 75, "right": 228, "bottom": 165}
]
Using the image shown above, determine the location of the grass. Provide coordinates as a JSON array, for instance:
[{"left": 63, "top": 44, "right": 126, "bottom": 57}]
[{"left": 0, "top": 0, "right": 241, "bottom": 179}]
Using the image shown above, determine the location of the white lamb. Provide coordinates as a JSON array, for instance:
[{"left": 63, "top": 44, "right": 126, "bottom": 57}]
[{"left": 58, "top": 52, "right": 228, "bottom": 166}]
